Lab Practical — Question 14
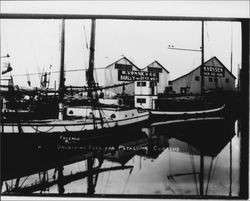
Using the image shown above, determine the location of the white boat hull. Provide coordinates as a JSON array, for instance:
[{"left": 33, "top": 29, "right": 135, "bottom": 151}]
[
  {"left": 1, "top": 108, "right": 149, "bottom": 134},
  {"left": 150, "top": 104, "right": 225, "bottom": 115}
]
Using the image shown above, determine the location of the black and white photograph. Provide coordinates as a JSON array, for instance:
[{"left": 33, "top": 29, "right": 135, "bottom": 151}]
[{"left": 0, "top": 1, "right": 249, "bottom": 200}]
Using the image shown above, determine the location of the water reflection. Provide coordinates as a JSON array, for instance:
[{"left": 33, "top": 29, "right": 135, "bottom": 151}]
[{"left": 1, "top": 117, "right": 239, "bottom": 196}]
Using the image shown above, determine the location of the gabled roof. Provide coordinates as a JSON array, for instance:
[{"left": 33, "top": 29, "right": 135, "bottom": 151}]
[
  {"left": 105, "top": 56, "right": 140, "bottom": 70},
  {"left": 142, "top": 60, "right": 170, "bottom": 74},
  {"left": 170, "top": 56, "right": 236, "bottom": 82}
]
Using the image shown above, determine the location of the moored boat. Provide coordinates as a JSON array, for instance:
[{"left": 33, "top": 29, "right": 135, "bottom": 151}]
[
  {"left": 0, "top": 19, "right": 150, "bottom": 150},
  {"left": 149, "top": 104, "right": 225, "bottom": 121},
  {"left": 2, "top": 108, "right": 149, "bottom": 134}
]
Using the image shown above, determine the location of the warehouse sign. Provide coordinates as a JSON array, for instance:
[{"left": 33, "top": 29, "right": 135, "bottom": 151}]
[
  {"left": 148, "top": 67, "right": 162, "bottom": 73},
  {"left": 118, "top": 70, "right": 159, "bottom": 82},
  {"left": 202, "top": 66, "right": 225, "bottom": 77},
  {"left": 115, "top": 64, "right": 132, "bottom": 70}
]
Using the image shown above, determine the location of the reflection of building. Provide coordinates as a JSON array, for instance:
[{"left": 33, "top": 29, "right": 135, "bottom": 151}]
[
  {"left": 104, "top": 56, "right": 140, "bottom": 95},
  {"left": 169, "top": 57, "right": 236, "bottom": 95}
]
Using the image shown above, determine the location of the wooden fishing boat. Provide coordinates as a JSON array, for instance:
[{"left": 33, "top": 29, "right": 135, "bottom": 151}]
[
  {"left": 0, "top": 19, "right": 149, "bottom": 146},
  {"left": 1, "top": 108, "right": 149, "bottom": 134}
]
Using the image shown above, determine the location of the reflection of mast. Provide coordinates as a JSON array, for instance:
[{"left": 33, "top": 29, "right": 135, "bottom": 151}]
[
  {"left": 57, "top": 166, "right": 65, "bottom": 194},
  {"left": 7, "top": 162, "right": 133, "bottom": 194},
  {"left": 87, "top": 158, "right": 95, "bottom": 195}
]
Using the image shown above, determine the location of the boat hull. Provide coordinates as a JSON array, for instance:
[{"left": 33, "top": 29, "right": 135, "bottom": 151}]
[
  {"left": 149, "top": 105, "right": 225, "bottom": 121},
  {"left": 1, "top": 109, "right": 149, "bottom": 133}
]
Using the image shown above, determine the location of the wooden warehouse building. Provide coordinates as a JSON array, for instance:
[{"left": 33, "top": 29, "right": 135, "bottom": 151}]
[
  {"left": 169, "top": 56, "right": 236, "bottom": 95},
  {"left": 134, "top": 60, "right": 170, "bottom": 109},
  {"left": 104, "top": 57, "right": 170, "bottom": 97},
  {"left": 104, "top": 56, "right": 140, "bottom": 96}
]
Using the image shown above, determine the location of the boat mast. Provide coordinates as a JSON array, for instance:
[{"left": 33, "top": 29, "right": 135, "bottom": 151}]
[
  {"left": 58, "top": 19, "right": 65, "bottom": 120},
  {"left": 199, "top": 20, "right": 205, "bottom": 196},
  {"left": 86, "top": 19, "right": 96, "bottom": 100},
  {"left": 200, "top": 20, "right": 205, "bottom": 95},
  {"left": 229, "top": 22, "right": 233, "bottom": 197}
]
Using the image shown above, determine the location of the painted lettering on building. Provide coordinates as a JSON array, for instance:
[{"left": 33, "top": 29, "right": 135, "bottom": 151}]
[
  {"left": 118, "top": 70, "right": 159, "bottom": 82},
  {"left": 202, "top": 66, "right": 225, "bottom": 77},
  {"left": 115, "top": 64, "right": 133, "bottom": 70}
]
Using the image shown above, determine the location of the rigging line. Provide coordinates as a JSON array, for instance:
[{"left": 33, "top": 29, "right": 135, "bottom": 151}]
[
  {"left": 29, "top": 40, "right": 42, "bottom": 81},
  {"left": 10, "top": 180, "right": 13, "bottom": 190},
  {"left": 26, "top": 68, "right": 31, "bottom": 87},
  {"left": 14, "top": 178, "right": 20, "bottom": 189},
  {"left": 205, "top": 22, "right": 213, "bottom": 58},
  {"left": 188, "top": 144, "right": 199, "bottom": 195},
  {"left": 77, "top": 162, "right": 84, "bottom": 191},
  {"left": 19, "top": 176, "right": 30, "bottom": 188},
  {"left": 79, "top": 27, "right": 87, "bottom": 86},
  {"left": 94, "top": 65, "right": 99, "bottom": 84},
  {"left": 205, "top": 157, "right": 214, "bottom": 195},
  {"left": 9, "top": 67, "right": 108, "bottom": 77},
  {"left": 1, "top": 25, "right": 10, "bottom": 57},
  {"left": 99, "top": 164, "right": 105, "bottom": 193},
  {"left": 108, "top": 68, "right": 114, "bottom": 87},
  {"left": 81, "top": 24, "right": 88, "bottom": 71},
  {"left": 99, "top": 160, "right": 106, "bottom": 193},
  {"left": 99, "top": 109, "right": 111, "bottom": 128},
  {"left": 84, "top": 160, "right": 87, "bottom": 172},
  {"left": 83, "top": 24, "right": 89, "bottom": 50},
  {"left": 104, "top": 162, "right": 113, "bottom": 194},
  {"left": 229, "top": 139, "right": 232, "bottom": 196},
  {"left": 189, "top": 146, "right": 198, "bottom": 194},
  {"left": 90, "top": 106, "right": 96, "bottom": 130},
  {"left": 168, "top": 148, "right": 172, "bottom": 177},
  {"left": 107, "top": 162, "right": 114, "bottom": 186},
  {"left": 210, "top": 155, "right": 219, "bottom": 184},
  {"left": 186, "top": 65, "right": 194, "bottom": 90},
  {"left": 122, "top": 168, "right": 133, "bottom": 194},
  {"left": 4, "top": 182, "right": 10, "bottom": 193},
  {"left": 230, "top": 22, "right": 233, "bottom": 73},
  {"left": 205, "top": 22, "right": 210, "bottom": 42}
]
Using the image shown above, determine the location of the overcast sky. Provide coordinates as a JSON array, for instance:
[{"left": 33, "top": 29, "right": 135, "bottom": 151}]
[{"left": 1, "top": 1, "right": 249, "bottom": 87}]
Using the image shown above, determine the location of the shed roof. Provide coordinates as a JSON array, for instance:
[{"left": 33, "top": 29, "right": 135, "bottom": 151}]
[
  {"left": 142, "top": 60, "right": 170, "bottom": 74},
  {"left": 105, "top": 56, "right": 140, "bottom": 70}
]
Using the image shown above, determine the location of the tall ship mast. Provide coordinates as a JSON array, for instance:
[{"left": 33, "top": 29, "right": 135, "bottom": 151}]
[
  {"left": 58, "top": 19, "right": 65, "bottom": 120},
  {"left": 200, "top": 21, "right": 205, "bottom": 95},
  {"left": 86, "top": 19, "right": 96, "bottom": 100},
  {"left": 1, "top": 18, "right": 149, "bottom": 135}
]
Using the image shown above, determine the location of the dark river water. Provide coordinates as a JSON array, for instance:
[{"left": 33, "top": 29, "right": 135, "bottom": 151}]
[{"left": 1, "top": 118, "right": 240, "bottom": 197}]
